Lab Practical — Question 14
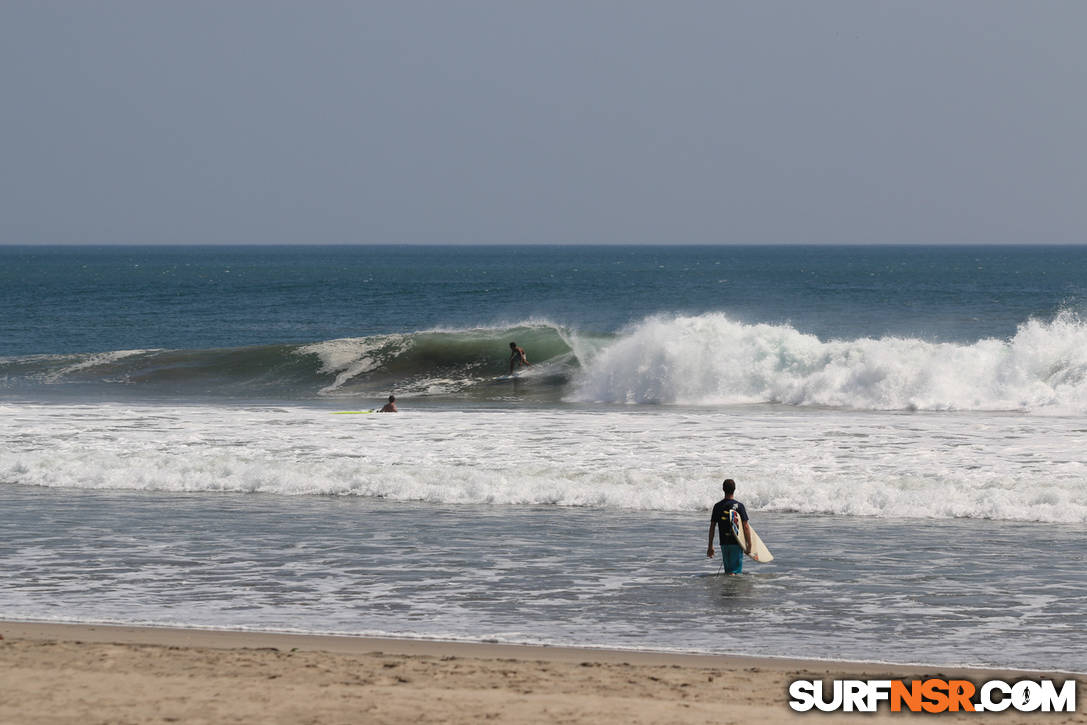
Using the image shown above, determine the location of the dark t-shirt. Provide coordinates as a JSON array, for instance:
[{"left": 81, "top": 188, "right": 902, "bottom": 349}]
[{"left": 711, "top": 498, "right": 748, "bottom": 547}]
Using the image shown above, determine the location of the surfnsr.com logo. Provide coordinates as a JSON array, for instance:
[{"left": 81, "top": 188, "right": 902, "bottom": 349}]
[{"left": 789, "top": 678, "right": 1077, "bottom": 713}]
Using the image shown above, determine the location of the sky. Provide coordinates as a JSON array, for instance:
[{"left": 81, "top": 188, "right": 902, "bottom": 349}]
[{"left": 1, "top": 1, "right": 1085, "bottom": 245}]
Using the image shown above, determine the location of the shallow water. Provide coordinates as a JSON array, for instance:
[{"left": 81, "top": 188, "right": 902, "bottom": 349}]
[{"left": 2, "top": 486, "right": 1084, "bottom": 672}]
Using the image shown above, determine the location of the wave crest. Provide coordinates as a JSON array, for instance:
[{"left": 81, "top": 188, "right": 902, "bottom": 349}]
[
  {"left": 4, "top": 313, "right": 1086, "bottom": 413},
  {"left": 570, "top": 310, "right": 1087, "bottom": 413}
]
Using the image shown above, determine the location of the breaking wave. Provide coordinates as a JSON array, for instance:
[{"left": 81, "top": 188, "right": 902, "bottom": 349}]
[
  {"left": 3, "top": 312, "right": 1087, "bottom": 413},
  {"left": 569, "top": 310, "right": 1087, "bottom": 413},
  {"left": 0, "top": 322, "right": 595, "bottom": 401}
]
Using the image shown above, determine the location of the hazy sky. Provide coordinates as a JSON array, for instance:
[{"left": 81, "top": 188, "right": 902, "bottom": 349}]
[{"left": 2, "top": 1, "right": 1085, "bottom": 244}]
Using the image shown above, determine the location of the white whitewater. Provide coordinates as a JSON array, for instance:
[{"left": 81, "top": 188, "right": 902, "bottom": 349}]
[
  {"left": 570, "top": 310, "right": 1087, "bottom": 413},
  {"left": 4, "top": 402, "right": 1084, "bottom": 523}
]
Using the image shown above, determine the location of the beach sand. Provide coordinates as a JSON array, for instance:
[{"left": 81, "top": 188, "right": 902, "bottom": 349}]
[{"left": 1, "top": 621, "right": 1082, "bottom": 724}]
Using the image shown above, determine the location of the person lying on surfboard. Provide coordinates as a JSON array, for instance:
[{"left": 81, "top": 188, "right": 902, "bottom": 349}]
[
  {"left": 508, "top": 342, "right": 531, "bottom": 374},
  {"left": 707, "top": 478, "right": 752, "bottom": 575},
  {"left": 379, "top": 395, "right": 398, "bottom": 413}
]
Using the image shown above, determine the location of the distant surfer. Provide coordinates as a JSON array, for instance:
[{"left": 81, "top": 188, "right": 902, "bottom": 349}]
[
  {"left": 707, "top": 478, "right": 752, "bottom": 575},
  {"left": 379, "top": 395, "right": 398, "bottom": 413},
  {"left": 508, "top": 342, "right": 531, "bottom": 374}
]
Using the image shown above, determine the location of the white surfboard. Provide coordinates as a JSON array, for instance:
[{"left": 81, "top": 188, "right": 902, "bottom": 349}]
[{"left": 729, "top": 509, "right": 774, "bottom": 563}]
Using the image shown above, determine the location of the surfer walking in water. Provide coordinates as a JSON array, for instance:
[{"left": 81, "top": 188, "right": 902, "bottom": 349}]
[
  {"left": 508, "top": 342, "right": 530, "bottom": 374},
  {"left": 707, "top": 478, "right": 752, "bottom": 575},
  {"left": 379, "top": 395, "right": 398, "bottom": 413}
]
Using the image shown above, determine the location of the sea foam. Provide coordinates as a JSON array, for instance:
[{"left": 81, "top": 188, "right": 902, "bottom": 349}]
[
  {"left": 570, "top": 311, "right": 1087, "bottom": 413},
  {"left": 3, "top": 403, "right": 1084, "bottom": 523}
]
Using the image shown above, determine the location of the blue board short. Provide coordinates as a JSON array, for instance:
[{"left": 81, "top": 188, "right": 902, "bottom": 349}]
[{"left": 723, "top": 544, "right": 743, "bottom": 575}]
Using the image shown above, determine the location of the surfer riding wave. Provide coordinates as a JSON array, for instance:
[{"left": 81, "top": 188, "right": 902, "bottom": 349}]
[{"left": 509, "top": 342, "right": 531, "bottom": 374}]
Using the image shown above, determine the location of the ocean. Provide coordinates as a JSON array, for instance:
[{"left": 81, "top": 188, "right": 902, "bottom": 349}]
[{"left": 2, "top": 244, "right": 1085, "bottom": 672}]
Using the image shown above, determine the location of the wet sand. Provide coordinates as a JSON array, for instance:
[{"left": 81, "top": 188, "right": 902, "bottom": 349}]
[{"left": 1, "top": 621, "right": 1082, "bottom": 724}]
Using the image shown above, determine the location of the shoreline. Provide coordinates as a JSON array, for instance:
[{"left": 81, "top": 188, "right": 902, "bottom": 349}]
[
  {"left": 0, "top": 619, "right": 1077, "bottom": 677},
  {"left": 3, "top": 620, "right": 1083, "bottom": 724}
]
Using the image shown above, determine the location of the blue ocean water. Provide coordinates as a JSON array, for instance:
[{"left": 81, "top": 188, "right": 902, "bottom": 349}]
[
  {"left": 2, "top": 245, "right": 1086, "bottom": 671},
  {"left": 4, "top": 245, "right": 1086, "bottom": 357}
]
